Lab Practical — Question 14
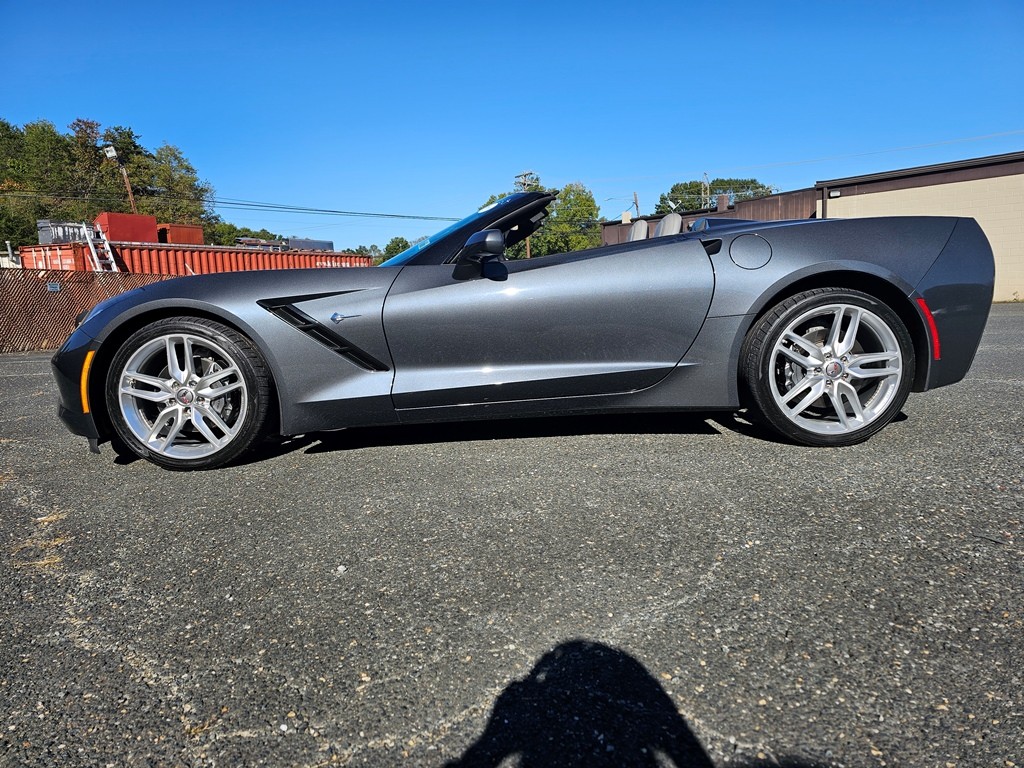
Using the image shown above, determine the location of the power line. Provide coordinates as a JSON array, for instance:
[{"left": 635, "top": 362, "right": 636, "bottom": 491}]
[
  {"left": 0, "top": 189, "right": 461, "bottom": 223},
  {"left": 209, "top": 196, "right": 460, "bottom": 222}
]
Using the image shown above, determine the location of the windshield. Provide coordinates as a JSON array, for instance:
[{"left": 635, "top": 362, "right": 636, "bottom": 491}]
[{"left": 377, "top": 197, "right": 512, "bottom": 267}]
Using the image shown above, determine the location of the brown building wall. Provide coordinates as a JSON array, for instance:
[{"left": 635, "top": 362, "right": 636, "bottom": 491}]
[
  {"left": 820, "top": 176, "right": 1023, "bottom": 301},
  {"left": 601, "top": 188, "right": 817, "bottom": 245},
  {"left": 818, "top": 154, "right": 1024, "bottom": 302},
  {"left": 602, "top": 152, "right": 1023, "bottom": 301}
]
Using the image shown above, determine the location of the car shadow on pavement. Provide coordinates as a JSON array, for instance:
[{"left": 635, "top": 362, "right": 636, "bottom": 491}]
[
  {"left": 705, "top": 412, "right": 785, "bottom": 444},
  {"left": 708, "top": 410, "right": 910, "bottom": 446},
  {"left": 295, "top": 412, "right": 723, "bottom": 457},
  {"left": 446, "top": 639, "right": 829, "bottom": 768}
]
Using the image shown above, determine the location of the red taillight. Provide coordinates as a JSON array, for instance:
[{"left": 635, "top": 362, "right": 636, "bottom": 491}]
[{"left": 916, "top": 297, "right": 941, "bottom": 360}]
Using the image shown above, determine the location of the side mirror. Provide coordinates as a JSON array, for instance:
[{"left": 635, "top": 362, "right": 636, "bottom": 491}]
[{"left": 457, "top": 229, "right": 505, "bottom": 265}]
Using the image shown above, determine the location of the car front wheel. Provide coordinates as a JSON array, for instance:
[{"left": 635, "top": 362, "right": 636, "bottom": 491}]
[
  {"left": 741, "top": 288, "right": 915, "bottom": 446},
  {"left": 105, "top": 317, "right": 271, "bottom": 470}
]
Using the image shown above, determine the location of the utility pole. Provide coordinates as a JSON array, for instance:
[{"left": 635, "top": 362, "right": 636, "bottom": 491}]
[
  {"left": 514, "top": 170, "right": 540, "bottom": 192},
  {"left": 633, "top": 191, "right": 640, "bottom": 218},
  {"left": 514, "top": 170, "right": 540, "bottom": 257},
  {"left": 701, "top": 172, "right": 710, "bottom": 210},
  {"left": 103, "top": 145, "right": 138, "bottom": 215},
  {"left": 120, "top": 165, "right": 138, "bottom": 215}
]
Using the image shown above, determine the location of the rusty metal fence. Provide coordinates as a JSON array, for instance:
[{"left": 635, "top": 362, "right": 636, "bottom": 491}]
[{"left": 0, "top": 268, "right": 174, "bottom": 353}]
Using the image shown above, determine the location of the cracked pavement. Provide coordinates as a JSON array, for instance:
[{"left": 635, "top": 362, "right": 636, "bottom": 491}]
[{"left": 1, "top": 305, "right": 1022, "bottom": 767}]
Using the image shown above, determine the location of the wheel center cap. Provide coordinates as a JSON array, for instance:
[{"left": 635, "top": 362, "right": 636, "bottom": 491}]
[
  {"left": 824, "top": 361, "right": 844, "bottom": 379},
  {"left": 176, "top": 388, "right": 195, "bottom": 405}
]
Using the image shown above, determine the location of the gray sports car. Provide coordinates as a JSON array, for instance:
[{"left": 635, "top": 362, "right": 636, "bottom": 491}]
[{"left": 52, "top": 191, "right": 995, "bottom": 470}]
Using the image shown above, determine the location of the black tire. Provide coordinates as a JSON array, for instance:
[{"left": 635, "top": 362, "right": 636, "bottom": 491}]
[
  {"left": 741, "top": 288, "right": 915, "bottom": 447},
  {"left": 105, "top": 317, "right": 272, "bottom": 470}
]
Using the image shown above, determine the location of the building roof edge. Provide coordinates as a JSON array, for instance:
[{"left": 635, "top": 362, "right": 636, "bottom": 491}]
[{"left": 815, "top": 150, "right": 1024, "bottom": 189}]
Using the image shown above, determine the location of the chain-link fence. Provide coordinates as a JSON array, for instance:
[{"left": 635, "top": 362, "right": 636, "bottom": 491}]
[{"left": 0, "top": 268, "right": 173, "bottom": 353}]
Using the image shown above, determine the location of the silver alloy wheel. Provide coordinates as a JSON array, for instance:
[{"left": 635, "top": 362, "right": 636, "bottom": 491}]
[
  {"left": 117, "top": 333, "right": 249, "bottom": 460},
  {"left": 769, "top": 302, "right": 903, "bottom": 436}
]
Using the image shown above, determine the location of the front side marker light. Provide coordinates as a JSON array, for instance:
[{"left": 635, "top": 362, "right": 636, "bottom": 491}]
[{"left": 80, "top": 350, "right": 96, "bottom": 413}]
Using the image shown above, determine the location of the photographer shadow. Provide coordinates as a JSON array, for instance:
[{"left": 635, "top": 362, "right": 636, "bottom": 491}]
[
  {"left": 446, "top": 639, "right": 713, "bottom": 768},
  {"left": 447, "top": 639, "right": 829, "bottom": 768}
]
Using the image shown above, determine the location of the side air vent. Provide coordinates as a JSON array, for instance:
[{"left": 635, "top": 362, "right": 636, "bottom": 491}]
[
  {"left": 259, "top": 300, "right": 390, "bottom": 372},
  {"left": 700, "top": 238, "right": 723, "bottom": 256}
]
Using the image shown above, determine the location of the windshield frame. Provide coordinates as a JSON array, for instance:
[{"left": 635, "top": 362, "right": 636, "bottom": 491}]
[{"left": 377, "top": 193, "right": 553, "bottom": 268}]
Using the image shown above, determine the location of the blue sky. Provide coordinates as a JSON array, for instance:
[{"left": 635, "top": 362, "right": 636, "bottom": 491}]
[{"left": 2, "top": 0, "right": 1022, "bottom": 249}]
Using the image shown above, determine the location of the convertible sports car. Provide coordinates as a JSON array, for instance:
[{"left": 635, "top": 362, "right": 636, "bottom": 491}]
[{"left": 52, "top": 191, "right": 995, "bottom": 470}]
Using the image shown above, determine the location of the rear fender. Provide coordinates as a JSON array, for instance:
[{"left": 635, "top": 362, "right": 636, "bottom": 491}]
[{"left": 912, "top": 219, "right": 995, "bottom": 389}]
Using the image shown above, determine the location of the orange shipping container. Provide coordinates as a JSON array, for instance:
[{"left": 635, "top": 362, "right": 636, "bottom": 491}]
[
  {"left": 17, "top": 243, "right": 91, "bottom": 271},
  {"left": 111, "top": 244, "right": 373, "bottom": 275},
  {"left": 94, "top": 212, "right": 158, "bottom": 243},
  {"left": 19, "top": 242, "right": 373, "bottom": 275},
  {"left": 158, "top": 223, "right": 205, "bottom": 245}
]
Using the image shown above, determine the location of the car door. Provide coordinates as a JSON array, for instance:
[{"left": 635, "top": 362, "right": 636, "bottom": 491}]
[{"left": 382, "top": 238, "right": 715, "bottom": 410}]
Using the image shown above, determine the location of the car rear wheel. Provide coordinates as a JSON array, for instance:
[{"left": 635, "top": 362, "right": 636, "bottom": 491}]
[
  {"left": 741, "top": 288, "right": 915, "bottom": 446},
  {"left": 105, "top": 317, "right": 271, "bottom": 470}
]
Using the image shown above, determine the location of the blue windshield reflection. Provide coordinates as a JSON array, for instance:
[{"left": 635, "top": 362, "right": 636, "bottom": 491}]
[{"left": 377, "top": 197, "right": 512, "bottom": 267}]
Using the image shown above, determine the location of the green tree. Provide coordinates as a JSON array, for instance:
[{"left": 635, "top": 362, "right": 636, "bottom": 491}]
[
  {"left": 131, "top": 144, "right": 212, "bottom": 225},
  {"left": 484, "top": 176, "right": 602, "bottom": 258},
  {"left": 0, "top": 120, "right": 35, "bottom": 245},
  {"left": 0, "top": 119, "right": 26, "bottom": 182},
  {"left": 102, "top": 125, "right": 147, "bottom": 164},
  {"left": 383, "top": 236, "right": 411, "bottom": 259},
  {"left": 531, "top": 182, "right": 602, "bottom": 256},
  {"left": 0, "top": 118, "right": 226, "bottom": 246},
  {"left": 0, "top": 120, "right": 71, "bottom": 244},
  {"left": 67, "top": 118, "right": 124, "bottom": 220},
  {"left": 21, "top": 120, "right": 72, "bottom": 198},
  {"left": 68, "top": 118, "right": 101, "bottom": 193},
  {"left": 203, "top": 218, "right": 283, "bottom": 246},
  {"left": 345, "top": 243, "right": 384, "bottom": 261},
  {"left": 654, "top": 177, "right": 775, "bottom": 214}
]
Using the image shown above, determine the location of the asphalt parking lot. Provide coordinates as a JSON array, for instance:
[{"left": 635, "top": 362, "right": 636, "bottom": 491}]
[{"left": 1, "top": 304, "right": 1021, "bottom": 767}]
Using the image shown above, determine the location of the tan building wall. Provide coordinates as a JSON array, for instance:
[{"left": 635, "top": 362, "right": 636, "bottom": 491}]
[{"left": 818, "top": 175, "right": 1023, "bottom": 302}]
